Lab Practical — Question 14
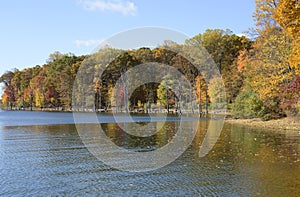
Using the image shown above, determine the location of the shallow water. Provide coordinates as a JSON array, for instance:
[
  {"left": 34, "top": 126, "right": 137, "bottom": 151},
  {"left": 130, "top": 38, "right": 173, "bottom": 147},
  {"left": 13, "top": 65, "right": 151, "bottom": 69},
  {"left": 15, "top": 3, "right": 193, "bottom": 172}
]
[{"left": 1, "top": 111, "right": 300, "bottom": 196}]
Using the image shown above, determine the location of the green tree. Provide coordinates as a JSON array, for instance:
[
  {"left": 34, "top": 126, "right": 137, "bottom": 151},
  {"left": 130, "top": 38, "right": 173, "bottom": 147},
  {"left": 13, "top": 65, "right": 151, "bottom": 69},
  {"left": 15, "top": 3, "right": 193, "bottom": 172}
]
[
  {"left": 232, "top": 84, "right": 265, "bottom": 118},
  {"left": 185, "top": 29, "right": 251, "bottom": 104},
  {"left": 157, "top": 76, "right": 177, "bottom": 112}
]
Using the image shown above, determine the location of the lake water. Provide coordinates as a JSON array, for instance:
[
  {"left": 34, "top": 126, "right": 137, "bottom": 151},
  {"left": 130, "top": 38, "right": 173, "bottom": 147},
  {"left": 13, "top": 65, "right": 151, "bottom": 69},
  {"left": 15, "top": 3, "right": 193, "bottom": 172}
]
[{"left": 1, "top": 111, "right": 300, "bottom": 196}]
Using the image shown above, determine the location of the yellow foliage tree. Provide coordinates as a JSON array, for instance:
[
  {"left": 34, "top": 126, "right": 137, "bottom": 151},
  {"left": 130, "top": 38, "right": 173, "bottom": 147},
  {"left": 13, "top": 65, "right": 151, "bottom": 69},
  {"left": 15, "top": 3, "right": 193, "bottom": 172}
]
[
  {"left": 1, "top": 90, "right": 9, "bottom": 105},
  {"left": 195, "top": 75, "right": 207, "bottom": 107},
  {"left": 247, "top": 27, "right": 293, "bottom": 105},
  {"left": 34, "top": 89, "right": 45, "bottom": 107},
  {"left": 275, "top": 0, "right": 300, "bottom": 74},
  {"left": 254, "top": 0, "right": 279, "bottom": 29},
  {"left": 208, "top": 76, "right": 226, "bottom": 109},
  {"left": 243, "top": 0, "right": 294, "bottom": 114}
]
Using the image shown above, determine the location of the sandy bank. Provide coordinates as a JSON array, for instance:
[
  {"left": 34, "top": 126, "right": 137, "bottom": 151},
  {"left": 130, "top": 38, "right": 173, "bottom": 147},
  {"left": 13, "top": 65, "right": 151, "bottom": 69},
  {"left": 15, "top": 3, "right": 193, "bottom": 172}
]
[{"left": 226, "top": 117, "right": 300, "bottom": 132}]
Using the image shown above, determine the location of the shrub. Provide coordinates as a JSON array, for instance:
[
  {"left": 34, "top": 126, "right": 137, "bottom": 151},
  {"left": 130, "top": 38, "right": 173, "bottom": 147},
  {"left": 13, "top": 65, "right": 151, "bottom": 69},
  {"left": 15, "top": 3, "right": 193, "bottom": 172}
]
[
  {"left": 279, "top": 76, "right": 300, "bottom": 117},
  {"left": 232, "top": 85, "right": 265, "bottom": 118}
]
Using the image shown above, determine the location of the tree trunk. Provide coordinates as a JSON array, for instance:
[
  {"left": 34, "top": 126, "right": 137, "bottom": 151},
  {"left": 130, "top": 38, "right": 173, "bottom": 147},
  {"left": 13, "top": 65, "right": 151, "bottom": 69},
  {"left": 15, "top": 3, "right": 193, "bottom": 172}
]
[
  {"left": 205, "top": 84, "right": 208, "bottom": 115},
  {"left": 199, "top": 80, "right": 202, "bottom": 117}
]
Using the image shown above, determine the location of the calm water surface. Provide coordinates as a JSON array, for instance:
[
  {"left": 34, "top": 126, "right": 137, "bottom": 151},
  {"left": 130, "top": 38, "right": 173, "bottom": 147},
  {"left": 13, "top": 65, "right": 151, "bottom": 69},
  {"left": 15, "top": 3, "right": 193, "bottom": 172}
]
[{"left": 1, "top": 111, "right": 300, "bottom": 196}]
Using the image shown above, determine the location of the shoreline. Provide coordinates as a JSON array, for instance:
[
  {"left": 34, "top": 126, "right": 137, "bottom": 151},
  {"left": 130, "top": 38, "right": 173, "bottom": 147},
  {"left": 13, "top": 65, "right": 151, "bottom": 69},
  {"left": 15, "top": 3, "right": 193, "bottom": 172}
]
[
  {"left": 226, "top": 117, "right": 300, "bottom": 132},
  {"left": 2, "top": 109, "right": 300, "bottom": 132}
]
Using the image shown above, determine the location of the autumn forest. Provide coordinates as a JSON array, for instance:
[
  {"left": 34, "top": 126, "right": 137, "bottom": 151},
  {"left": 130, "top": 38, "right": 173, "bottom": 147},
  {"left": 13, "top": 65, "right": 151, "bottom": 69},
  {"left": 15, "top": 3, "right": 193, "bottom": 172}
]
[{"left": 1, "top": 0, "right": 299, "bottom": 120}]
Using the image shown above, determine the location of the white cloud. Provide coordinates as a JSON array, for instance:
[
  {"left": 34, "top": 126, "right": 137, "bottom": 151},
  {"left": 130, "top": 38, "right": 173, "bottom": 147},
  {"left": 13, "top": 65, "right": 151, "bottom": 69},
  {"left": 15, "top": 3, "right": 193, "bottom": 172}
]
[
  {"left": 74, "top": 39, "right": 103, "bottom": 47},
  {"left": 236, "top": 33, "right": 245, "bottom": 37},
  {"left": 80, "top": 0, "right": 137, "bottom": 16}
]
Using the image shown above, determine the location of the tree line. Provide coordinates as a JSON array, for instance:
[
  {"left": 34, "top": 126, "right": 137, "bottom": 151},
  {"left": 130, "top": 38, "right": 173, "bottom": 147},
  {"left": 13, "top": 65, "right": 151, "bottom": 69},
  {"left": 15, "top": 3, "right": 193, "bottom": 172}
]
[
  {"left": 0, "top": 32, "right": 250, "bottom": 114},
  {"left": 231, "top": 0, "right": 300, "bottom": 120},
  {"left": 1, "top": 0, "right": 299, "bottom": 119}
]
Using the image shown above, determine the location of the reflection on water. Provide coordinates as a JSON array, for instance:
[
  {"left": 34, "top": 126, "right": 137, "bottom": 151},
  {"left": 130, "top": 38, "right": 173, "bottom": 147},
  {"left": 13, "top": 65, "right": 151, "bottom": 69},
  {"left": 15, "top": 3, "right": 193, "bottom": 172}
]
[
  {"left": 1, "top": 116, "right": 300, "bottom": 195},
  {"left": 101, "top": 122, "right": 177, "bottom": 151},
  {"left": 76, "top": 120, "right": 199, "bottom": 172}
]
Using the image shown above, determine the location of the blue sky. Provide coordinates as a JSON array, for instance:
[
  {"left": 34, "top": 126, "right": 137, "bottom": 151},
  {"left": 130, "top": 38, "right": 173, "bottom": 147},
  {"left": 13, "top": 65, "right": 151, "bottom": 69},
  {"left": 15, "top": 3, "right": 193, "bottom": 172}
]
[{"left": 0, "top": 0, "right": 255, "bottom": 75}]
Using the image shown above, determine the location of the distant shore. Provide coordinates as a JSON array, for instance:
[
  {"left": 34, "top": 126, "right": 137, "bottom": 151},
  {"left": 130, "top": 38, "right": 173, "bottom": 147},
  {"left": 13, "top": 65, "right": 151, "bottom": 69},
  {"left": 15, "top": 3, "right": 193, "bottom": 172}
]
[{"left": 226, "top": 117, "right": 300, "bottom": 132}]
